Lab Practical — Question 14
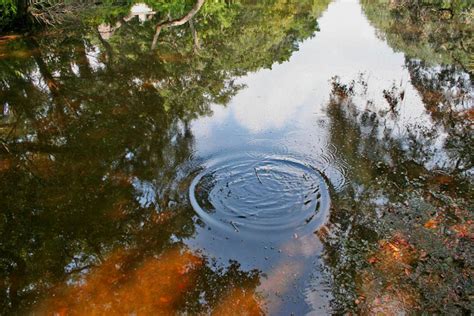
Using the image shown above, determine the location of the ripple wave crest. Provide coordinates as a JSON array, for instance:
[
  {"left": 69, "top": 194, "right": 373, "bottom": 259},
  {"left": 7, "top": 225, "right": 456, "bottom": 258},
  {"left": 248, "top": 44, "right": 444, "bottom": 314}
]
[{"left": 189, "top": 153, "right": 330, "bottom": 239}]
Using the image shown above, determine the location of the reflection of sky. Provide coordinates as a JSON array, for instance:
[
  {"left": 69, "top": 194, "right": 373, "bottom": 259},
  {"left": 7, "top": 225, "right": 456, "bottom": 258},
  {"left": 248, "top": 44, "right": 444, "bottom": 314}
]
[
  {"left": 132, "top": 177, "right": 157, "bottom": 208},
  {"left": 192, "top": 0, "right": 434, "bottom": 157},
  {"left": 188, "top": 0, "right": 472, "bottom": 308},
  {"left": 186, "top": 0, "right": 471, "bottom": 313}
]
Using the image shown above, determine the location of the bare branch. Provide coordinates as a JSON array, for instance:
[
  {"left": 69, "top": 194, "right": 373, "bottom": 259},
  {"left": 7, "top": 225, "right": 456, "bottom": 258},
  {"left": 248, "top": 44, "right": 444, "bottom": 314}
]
[{"left": 151, "top": 0, "right": 205, "bottom": 50}]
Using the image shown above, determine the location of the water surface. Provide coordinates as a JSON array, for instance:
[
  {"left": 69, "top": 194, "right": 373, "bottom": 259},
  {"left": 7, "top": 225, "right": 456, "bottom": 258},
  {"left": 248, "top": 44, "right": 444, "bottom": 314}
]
[{"left": 0, "top": 0, "right": 472, "bottom": 314}]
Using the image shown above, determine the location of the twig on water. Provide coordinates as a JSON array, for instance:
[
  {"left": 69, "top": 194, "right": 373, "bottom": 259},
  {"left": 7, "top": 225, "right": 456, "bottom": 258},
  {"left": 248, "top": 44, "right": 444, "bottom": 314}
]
[
  {"left": 230, "top": 221, "right": 240, "bottom": 232},
  {"left": 254, "top": 167, "right": 263, "bottom": 184}
]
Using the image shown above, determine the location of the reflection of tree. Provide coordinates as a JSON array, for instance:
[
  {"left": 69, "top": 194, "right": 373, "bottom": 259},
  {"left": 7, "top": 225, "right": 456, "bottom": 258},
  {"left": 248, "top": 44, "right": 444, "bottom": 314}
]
[
  {"left": 346, "top": 0, "right": 473, "bottom": 173},
  {"left": 0, "top": 1, "right": 330, "bottom": 313},
  {"left": 405, "top": 58, "right": 473, "bottom": 174},
  {"left": 317, "top": 73, "right": 472, "bottom": 314},
  {"left": 361, "top": 0, "right": 473, "bottom": 74}
]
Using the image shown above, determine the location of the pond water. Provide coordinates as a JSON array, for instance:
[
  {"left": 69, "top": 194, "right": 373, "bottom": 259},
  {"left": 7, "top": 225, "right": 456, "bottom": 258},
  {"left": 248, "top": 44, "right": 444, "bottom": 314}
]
[{"left": 0, "top": 0, "right": 472, "bottom": 314}]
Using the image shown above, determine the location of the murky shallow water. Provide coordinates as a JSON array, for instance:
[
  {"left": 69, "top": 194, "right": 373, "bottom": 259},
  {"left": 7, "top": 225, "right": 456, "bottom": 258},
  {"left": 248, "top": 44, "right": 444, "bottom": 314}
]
[{"left": 0, "top": 0, "right": 472, "bottom": 314}]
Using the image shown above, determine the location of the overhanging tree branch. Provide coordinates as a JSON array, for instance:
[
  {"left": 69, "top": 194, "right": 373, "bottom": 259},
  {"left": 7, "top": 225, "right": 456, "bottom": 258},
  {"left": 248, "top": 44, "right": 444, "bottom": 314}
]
[{"left": 151, "top": 0, "right": 205, "bottom": 50}]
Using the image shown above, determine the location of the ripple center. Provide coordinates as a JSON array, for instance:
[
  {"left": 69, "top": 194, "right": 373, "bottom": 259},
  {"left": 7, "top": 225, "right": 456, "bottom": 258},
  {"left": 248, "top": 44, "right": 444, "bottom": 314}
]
[{"left": 189, "top": 154, "right": 330, "bottom": 239}]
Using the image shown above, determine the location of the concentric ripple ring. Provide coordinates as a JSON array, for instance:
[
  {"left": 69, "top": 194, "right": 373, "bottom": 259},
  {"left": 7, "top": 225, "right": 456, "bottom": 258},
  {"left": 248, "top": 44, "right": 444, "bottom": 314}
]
[{"left": 189, "top": 153, "right": 330, "bottom": 240}]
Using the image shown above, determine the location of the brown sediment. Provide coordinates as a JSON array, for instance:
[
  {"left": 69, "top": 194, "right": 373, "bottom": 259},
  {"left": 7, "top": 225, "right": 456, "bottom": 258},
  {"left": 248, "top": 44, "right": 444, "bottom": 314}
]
[
  {"left": 37, "top": 247, "right": 203, "bottom": 315},
  {"left": 357, "top": 234, "right": 420, "bottom": 314},
  {"left": 212, "top": 288, "right": 263, "bottom": 316}
]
